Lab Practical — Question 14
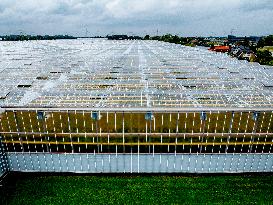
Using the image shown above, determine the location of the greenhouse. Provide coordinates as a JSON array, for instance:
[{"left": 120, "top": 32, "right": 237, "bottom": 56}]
[{"left": 1, "top": 39, "right": 273, "bottom": 174}]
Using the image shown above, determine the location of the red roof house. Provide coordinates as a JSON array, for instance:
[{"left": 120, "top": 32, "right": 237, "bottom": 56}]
[{"left": 209, "top": 46, "right": 230, "bottom": 53}]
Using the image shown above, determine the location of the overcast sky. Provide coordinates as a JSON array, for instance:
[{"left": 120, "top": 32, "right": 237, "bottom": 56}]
[{"left": 0, "top": 0, "right": 272, "bottom": 36}]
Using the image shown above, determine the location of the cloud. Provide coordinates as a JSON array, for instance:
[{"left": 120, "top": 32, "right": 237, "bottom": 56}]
[
  {"left": 0, "top": 0, "right": 272, "bottom": 36},
  {"left": 239, "top": 0, "right": 273, "bottom": 11}
]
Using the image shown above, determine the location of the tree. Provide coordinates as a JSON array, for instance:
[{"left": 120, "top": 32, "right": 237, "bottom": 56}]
[
  {"left": 144, "top": 35, "right": 150, "bottom": 40},
  {"left": 150, "top": 36, "right": 160, "bottom": 41},
  {"left": 257, "top": 35, "right": 273, "bottom": 48},
  {"left": 256, "top": 50, "right": 273, "bottom": 65},
  {"left": 241, "top": 37, "right": 250, "bottom": 47},
  {"left": 170, "top": 35, "right": 180, "bottom": 44}
]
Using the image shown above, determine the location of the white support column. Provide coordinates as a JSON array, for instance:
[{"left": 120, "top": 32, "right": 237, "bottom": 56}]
[
  {"left": 0, "top": 135, "right": 9, "bottom": 177},
  {"left": 0, "top": 109, "right": 10, "bottom": 175}
]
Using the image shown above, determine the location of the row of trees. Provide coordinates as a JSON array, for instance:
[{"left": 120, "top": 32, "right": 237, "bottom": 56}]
[
  {"left": 144, "top": 34, "right": 206, "bottom": 46},
  {"left": 257, "top": 35, "right": 273, "bottom": 48},
  {"left": 1, "top": 35, "right": 77, "bottom": 41},
  {"left": 256, "top": 50, "right": 273, "bottom": 66},
  {"left": 256, "top": 35, "right": 273, "bottom": 66}
]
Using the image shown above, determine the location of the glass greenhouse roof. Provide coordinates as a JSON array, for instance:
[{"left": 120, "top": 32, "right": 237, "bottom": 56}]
[{"left": 0, "top": 39, "right": 273, "bottom": 110}]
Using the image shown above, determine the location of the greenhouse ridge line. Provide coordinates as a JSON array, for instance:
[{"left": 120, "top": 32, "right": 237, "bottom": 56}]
[
  {"left": 1, "top": 131, "right": 272, "bottom": 136},
  {"left": 4, "top": 141, "right": 273, "bottom": 146},
  {"left": 1, "top": 107, "right": 273, "bottom": 112}
]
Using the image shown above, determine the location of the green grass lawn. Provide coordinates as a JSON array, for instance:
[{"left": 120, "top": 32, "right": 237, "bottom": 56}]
[
  {"left": 1, "top": 173, "right": 273, "bottom": 205},
  {"left": 259, "top": 46, "right": 273, "bottom": 52}
]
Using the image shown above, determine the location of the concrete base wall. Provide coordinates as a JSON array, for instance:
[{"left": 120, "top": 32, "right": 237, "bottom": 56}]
[{"left": 7, "top": 153, "right": 273, "bottom": 173}]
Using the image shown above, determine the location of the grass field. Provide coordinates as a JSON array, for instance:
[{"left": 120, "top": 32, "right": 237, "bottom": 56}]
[
  {"left": 1, "top": 173, "right": 273, "bottom": 205},
  {"left": 259, "top": 46, "right": 273, "bottom": 52}
]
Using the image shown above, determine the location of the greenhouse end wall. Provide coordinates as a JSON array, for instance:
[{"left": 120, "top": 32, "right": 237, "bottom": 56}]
[{"left": 0, "top": 109, "right": 273, "bottom": 173}]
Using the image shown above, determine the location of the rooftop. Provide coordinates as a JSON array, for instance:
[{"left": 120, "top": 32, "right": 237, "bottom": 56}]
[{"left": 0, "top": 39, "right": 272, "bottom": 111}]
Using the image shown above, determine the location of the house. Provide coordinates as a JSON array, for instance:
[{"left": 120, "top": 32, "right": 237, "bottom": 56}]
[
  {"left": 239, "top": 51, "right": 257, "bottom": 62},
  {"left": 230, "top": 45, "right": 256, "bottom": 61},
  {"left": 209, "top": 45, "right": 230, "bottom": 53}
]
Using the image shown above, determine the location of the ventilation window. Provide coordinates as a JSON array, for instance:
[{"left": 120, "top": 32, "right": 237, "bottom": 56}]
[
  {"left": 105, "top": 77, "right": 118, "bottom": 80},
  {"left": 36, "top": 76, "right": 48, "bottom": 80},
  {"left": 262, "top": 82, "right": 273, "bottom": 88},
  {"left": 18, "top": 84, "right": 32, "bottom": 88},
  {"left": 90, "top": 97, "right": 101, "bottom": 100},
  {"left": 197, "top": 97, "right": 211, "bottom": 100},
  {"left": 0, "top": 92, "right": 10, "bottom": 100},
  {"left": 184, "top": 85, "right": 196, "bottom": 88}
]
